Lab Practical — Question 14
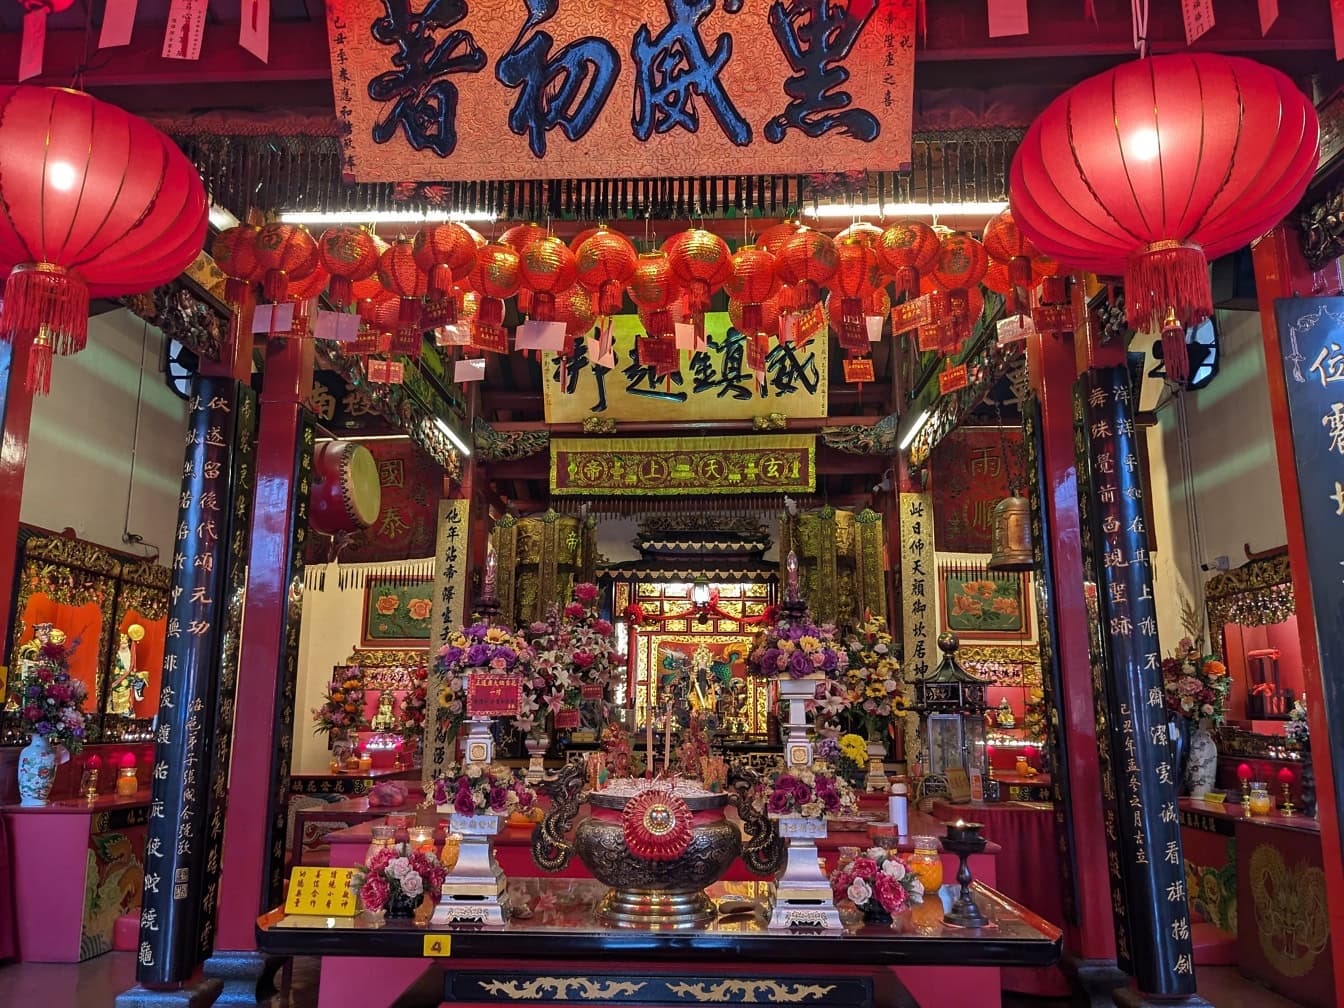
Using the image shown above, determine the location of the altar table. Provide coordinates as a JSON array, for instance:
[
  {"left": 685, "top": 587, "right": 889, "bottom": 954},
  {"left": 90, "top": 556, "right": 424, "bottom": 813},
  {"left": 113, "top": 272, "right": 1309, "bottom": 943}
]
[{"left": 257, "top": 877, "right": 1062, "bottom": 1008}]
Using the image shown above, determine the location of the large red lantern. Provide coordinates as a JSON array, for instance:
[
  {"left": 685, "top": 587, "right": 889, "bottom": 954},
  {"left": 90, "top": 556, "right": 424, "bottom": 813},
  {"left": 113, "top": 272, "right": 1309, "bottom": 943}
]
[
  {"left": 628, "top": 252, "right": 680, "bottom": 338},
  {"left": 468, "top": 242, "right": 522, "bottom": 338},
  {"left": 519, "top": 235, "right": 577, "bottom": 322},
  {"left": 318, "top": 225, "right": 380, "bottom": 309},
  {"left": 378, "top": 238, "right": 429, "bottom": 325},
  {"left": 830, "top": 236, "right": 881, "bottom": 351},
  {"left": 1010, "top": 53, "right": 1317, "bottom": 382},
  {"left": 255, "top": 223, "right": 319, "bottom": 303},
  {"left": 0, "top": 86, "right": 207, "bottom": 393},
  {"left": 575, "top": 226, "right": 637, "bottom": 315},
  {"left": 500, "top": 222, "right": 547, "bottom": 314},
  {"left": 876, "top": 221, "right": 941, "bottom": 297},
  {"left": 724, "top": 245, "right": 778, "bottom": 336},
  {"left": 211, "top": 224, "right": 264, "bottom": 305},
  {"left": 412, "top": 222, "right": 478, "bottom": 303},
  {"left": 667, "top": 228, "right": 733, "bottom": 314},
  {"left": 929, "top": 234, "right": 988, "bottom": 345},
  {"left": 776, "top": 228, "right": 837, "bottom": 310}
]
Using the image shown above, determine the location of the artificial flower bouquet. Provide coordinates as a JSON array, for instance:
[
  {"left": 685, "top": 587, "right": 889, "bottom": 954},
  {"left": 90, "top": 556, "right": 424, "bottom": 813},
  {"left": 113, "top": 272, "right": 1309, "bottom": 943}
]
[
  {"left": 760, "top": 766, "right": 857, "bottom": 819},
  {"left": 1161, "top": 639, "right": 1231, "bottom": 723},
  {"left": 435, "top": 622, "right": 534, "bottom": 744},
  {"left": 397, "top": 664, "right": 430, "bottom": 737},
  {"left": 312, "top": 670, "right": 368, "bottom": 738},
  {"left": 747, "top": 613, "right": 848, "bottom": 680},
  {"left": 1285, "top": 698, "right": 1310, "bottom": 746},
  {"left": 431, "top": 763, "right": 538, "bottom": 818},
  {"left": 830, "top": 846, "right": 925, "bottom": 919},
  {"left": 521, "top": 582, "right": 619, "bottom": 735},
  {"left": 837, "top": 618, "right": 908, "bottom": 738},
  {"left": 351, "top": 843, "right": 447, "bottom": 916},
  {"left": 16, "top": 636, "right": 87, "bottom": 754}
]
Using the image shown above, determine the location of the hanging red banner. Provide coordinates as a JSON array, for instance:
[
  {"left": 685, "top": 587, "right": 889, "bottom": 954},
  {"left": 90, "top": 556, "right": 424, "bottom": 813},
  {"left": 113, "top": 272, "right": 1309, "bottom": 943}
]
[
  {"left": 1031, "top": 304, "right": 1074, "bottom": 334},
  {"left": 843, "top": 357, "right": 875, "bottom": 383},
  {"left": 324, "top": 0, "right": 915, "bottom": 182},
  {"left": 939, "top": 362, "right": 969, "bottom": 394},
  {"left": 1334, "top": 0, "right": 1344, "bottom": 61},
  {"left": 891, "top": 292, "right": 945, "bottom": 335}
]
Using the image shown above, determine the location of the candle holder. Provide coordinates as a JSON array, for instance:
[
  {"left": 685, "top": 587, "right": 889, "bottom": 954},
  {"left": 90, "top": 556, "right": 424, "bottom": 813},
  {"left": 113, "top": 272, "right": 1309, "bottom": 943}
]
[
  {"left": 1280, "top": 783, "right": 1297, "bottom": 817},
  {"left": 80, "top": 767, "right": 100, "bottom": 803},
  {"left": 1241, "top": 779, "right": 1253, "bottom": 818},
  {"left": 941, "top": 822, "right": 989, "bottom": 929}
]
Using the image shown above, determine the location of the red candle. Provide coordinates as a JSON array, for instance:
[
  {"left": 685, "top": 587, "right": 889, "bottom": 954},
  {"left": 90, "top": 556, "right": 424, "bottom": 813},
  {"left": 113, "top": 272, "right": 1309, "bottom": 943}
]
[
  {"left": 119, "top": 752, "right": 138, "bottom": 769},
  {"left": 1237, "top": 762, "right": 1253, "bottom": 782},
  {"left": 85, "top": 754, "right": 103, "bottom": 770},
  {"left": 1278, "top": 766, "right": 1295, "bottom": 784}
]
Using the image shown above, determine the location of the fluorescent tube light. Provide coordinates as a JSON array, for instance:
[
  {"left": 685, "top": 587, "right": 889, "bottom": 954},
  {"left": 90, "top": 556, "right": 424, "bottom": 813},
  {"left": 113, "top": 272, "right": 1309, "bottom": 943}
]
[
  {"left": 898, "top": 410, "right": 931, "bottom": 451},
  {"left": 435, "top": 418, "right": 472, "bottom": 457},
  {"left": 208, "top": 205, "right": 240, "bottom": 230},
  {"left": 803, "top": 201, "right": 1008, "bottom": 219},
  {"left": 278, "top": 210, "right": 498, "bottom": 225}
]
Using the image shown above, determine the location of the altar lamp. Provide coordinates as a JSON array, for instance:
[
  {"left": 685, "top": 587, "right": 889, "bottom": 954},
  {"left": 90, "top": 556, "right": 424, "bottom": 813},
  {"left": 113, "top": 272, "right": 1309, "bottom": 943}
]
[
  {"left": 1237, "top": 763, "right": 1253, "bottom": 818},
  {"left": 1278, "top": 766, "right": 1297, "bottom": 816}
]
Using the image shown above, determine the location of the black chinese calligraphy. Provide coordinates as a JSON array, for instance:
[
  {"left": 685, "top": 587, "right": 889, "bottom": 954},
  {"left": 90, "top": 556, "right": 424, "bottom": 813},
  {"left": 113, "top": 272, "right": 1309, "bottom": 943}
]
[
  {"left": 369, "top": 0, "right": 487, "bottom": 157},
  {"left": 497, "top": 0, "right": 620, "bottom": 157},
  {"left": 764, "top": 0, "right": 878, "bottom": 142}
]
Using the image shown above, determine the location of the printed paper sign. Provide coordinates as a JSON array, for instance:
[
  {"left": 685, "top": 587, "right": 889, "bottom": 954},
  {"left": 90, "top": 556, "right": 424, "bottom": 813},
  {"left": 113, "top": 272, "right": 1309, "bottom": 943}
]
[
  {"left": 467, "top": 671, "right": 523, "bottom": 717},
  {"left": 939, "top": 362, "right": 969, "bottom": 394},
  {"left": 454, "top": 357, "right": 487, "bottom": 383}
]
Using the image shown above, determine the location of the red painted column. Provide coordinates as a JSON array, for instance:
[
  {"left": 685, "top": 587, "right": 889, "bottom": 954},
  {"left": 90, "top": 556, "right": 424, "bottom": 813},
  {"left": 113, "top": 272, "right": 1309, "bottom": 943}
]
[
  {"left": 1251, "top": 226, "right": 1344, "bottom": 1004},
  {"left": 1026, "top": 320, "right": 1117, "bottom": 969},
  {"left": 215, "top": 335, "right": 315, "bottom": 951},
  {"left": 0, "top": 337, "right": 35, "bottom": 646}
]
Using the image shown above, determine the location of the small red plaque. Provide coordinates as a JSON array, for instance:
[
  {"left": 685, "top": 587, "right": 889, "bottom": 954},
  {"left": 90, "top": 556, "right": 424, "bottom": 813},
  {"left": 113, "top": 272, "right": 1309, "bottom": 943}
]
[
  {"left": 580, "top": 684, "right": 604, "bottom": 701},
  {"left": 939, "top": 362, "right": 970, "bottom": 394},
  {"left": 467, "top": 672, "right": 523, "bottom": 718},
  {"left": 843, "top": 357, "right": 876, "bottom": 383},
  {"left": 554, "top": 708, "right": 581, "bottom": 730}
]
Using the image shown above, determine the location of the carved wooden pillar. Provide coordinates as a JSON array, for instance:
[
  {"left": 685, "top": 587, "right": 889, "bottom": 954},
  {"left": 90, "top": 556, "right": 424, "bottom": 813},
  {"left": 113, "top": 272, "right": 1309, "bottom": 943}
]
[{"left": 0, "top": 337, "right": 34, "bottom": 647}]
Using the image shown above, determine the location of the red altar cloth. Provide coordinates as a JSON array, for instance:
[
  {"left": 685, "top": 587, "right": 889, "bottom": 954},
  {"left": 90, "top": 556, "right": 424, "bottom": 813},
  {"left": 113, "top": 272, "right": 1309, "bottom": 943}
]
[
  {"left": 931, "top": 799, "right": 1069, "bottom": 997},
  {"left": 0, "top": 812, "right": 13, "bottom": 961}
]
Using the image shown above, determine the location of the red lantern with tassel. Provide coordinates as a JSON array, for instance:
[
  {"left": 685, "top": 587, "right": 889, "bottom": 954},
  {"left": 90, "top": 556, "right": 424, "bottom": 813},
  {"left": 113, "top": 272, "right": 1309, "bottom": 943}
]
[
  {"left": 520, "top": 235, "right": 577, "bottom": 322},
  {"left": 830, "top": 235, "right": 881, "bottom": 353},
  {"left": 876, "top": 221, "right": 940, "bottom": 297},
  {"left": 351, "top": 275, "right": 390, "bottom": 322},
  {"left": 920, "top": 276, "right": 985, "bottom": 354},
  {"left": 837, "top": 221, "right": 884, "bottom": 249},
  {"left": 666, "top": 228, "right": 733, "bottom": 314},
  {"left": 757, "top": 220, "right": 802, "bottom": 256},
  {"left": 628, "top": 252, "right": 680, "bottom": 338},
  {"left": 724, "top": 245, "right": 778, "bottom": 336},
  {"left": 500, "top": 222, "right": 547, "bottom": 314},
  {"left": 318, "top": 225, "right": 381, "bottom": 309},
  {"left": 728, "top": 295, "right": 781, "bottom": 339},
  {"left": 0, "top": 86, "right": 207, "bottom": 393},
  {"left": 285, "top": 264, "right": 330, "bottom": 337},
  {"left": 824, "top": 286, "right": 890, "bottom": 337},
  {"left": 468, "top": 242, "right": 522, "bottom": 350},
  {"left": 775, "top": 228, "right": 837, "bottom": 310},
  {"left": 211, "top": 225, "right": 264, "bottom": 306},
  {"left": 254, "top": 223, "right": 319, "bottom": 303},
  {"left": 1010, "top": 53, "right": 1317, "bottom": 386},
  {"left": 575, "top": 226, "right": 637, "bottom": 315},
  {"left": 929, "top": 233, "right": 989, "bottom": 334},
  {"left": 981, "top": 210, "right": 1040, "bottom": 289},
  {"left": 412, "top": 222, "right": 478, "bottom": 306},
  {"left": 378, "top": 238, "right": 429, "bottom": 326}
]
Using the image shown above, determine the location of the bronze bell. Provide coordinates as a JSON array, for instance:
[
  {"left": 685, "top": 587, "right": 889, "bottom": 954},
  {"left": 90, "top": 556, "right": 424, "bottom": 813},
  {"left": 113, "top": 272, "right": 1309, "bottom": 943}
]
[{"left": 987, "top": 496, "right": 1035, "bottom": 571}]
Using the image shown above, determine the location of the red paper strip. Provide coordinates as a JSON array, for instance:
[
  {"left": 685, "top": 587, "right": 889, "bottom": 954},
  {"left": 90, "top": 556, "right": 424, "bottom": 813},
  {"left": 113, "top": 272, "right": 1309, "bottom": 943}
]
[
  {"left": 987, "top": 0, "right": 1028, "bottom": 38},
  {"left": 239, "top": 0, "right": 270, "bottom": 62},
  {"left": 98, "top": 0, "right": 138, "bottom": 48},
  {"left": 916, "top": 322, "right": 947, "bottom": 352},
  {"left": 1257, "top": 0, "right": 1278, "bottom": 35},
  {"left": 939, "top": 363, "right": 969, "bottom": 395},
  {"left": 891, "top": 293, "right": 938, "bottom": 335},
  {"left": 162, "top": 0, "right": 206, "bottom": 60},
  {"left": 1181, "top": 0, "right": 1214, "bottom": 45},
  {"left": 19, "top": 10, "right": 46, "bottom": 82},
  {"left": 471, "top": 324, "right": 508, "bottom": 355},
  {"left": 579, "top": 684, "right": 604, "bottom": 701},
  {"left": 843, "top": 358, "right": 876, "bottom": 383},
  {"left": 1031, "top": 304, "right": 1074, "bottom": 334}
]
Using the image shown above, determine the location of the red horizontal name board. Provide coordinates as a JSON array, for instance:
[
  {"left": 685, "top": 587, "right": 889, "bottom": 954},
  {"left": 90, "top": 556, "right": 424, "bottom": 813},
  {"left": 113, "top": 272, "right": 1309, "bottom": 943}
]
[
  {"left": 1031, "top": 303, "right": 1074, "bottom": 334},
  {"left": 939, "top": 362, "right": 969, "bottom": 395},
  {"left": 554, "top": 708, "right": 581, "bottom": 730},
  {"left": 892, "top": 292, "right": 947, "bottom": 336},
  {"left": 580, "top": 684, "right": 604, "bottom": 701}
]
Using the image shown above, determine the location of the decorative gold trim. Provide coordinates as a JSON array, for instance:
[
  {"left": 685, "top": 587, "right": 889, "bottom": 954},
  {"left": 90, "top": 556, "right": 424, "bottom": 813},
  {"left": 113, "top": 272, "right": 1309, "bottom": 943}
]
[
  {"left": 665, "top": 981, "right": 836, "bottom": 1003},
  {"left": 119, "top": 559, "right": 172, "bottom": 590},
  {"left": 478, "top": 979, "right": 647, "bottom": 1000},
  {"left": 24, "top": 536, "right": 123, "bottom": 577},
  {"left": 1250, "top": 843, "right": 1328, "bottom": 978},
  {"left": 117, "top": 582, "right": 169, "bottom": 623},
  {"left": 344, "top": 648, "right": 428, "bottom": 668},
  {"left": 1206, "top": 553, "right": 1294, "bottom": 633}
]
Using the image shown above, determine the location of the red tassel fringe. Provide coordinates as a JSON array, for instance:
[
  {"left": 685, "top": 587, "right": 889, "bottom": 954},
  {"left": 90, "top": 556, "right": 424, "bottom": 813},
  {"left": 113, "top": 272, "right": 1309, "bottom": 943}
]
[
  {"left": 399, "top": 297, "right": 422, "bottom": 326},
  {"left": 1162, "top": 320, "right": 1190, "bottom": 387},
  {"left": 478, "top": 297, "right": 504, "bottom": 328},
  {"left": 1009, "top": 256, "right": 1032, "bottom": 288},
  {"left": 329, "top": 276, "right": 353, "bottom": 309},
  {"left": 895, "top": 266, "right": 919, "bottom": 298},
  {"left": 647, "top": 309, "right": 672, "bottom": 338},
  {"left": 263, "top": 269, "right": 289, "bottom": 303},
  {"left": 517, "top": 288, "right": 534, "bottom": 314},
  {"left": 27, "top": 338, "right": 52, "bottom": 395},
  {"left": 1, "top": 264, "right": 90, "bottom": 357},
  {"left": 531, "top": 291, "right": 556, "bottom": 322},
  {"left": 742, "top": 302, "right": 762, "bottom": 334},
  {"left": 1039, "top": 277, "right": 1066, "bottom": 304},
  {"left": 599, "top": 281, "right": 624, "bottom": 315},
  {"left": 687, "top": 280, "right": 711, "bottom": 314},
  {"left": 1125, "top": 243, "right": 1212, "bottom": 334}
]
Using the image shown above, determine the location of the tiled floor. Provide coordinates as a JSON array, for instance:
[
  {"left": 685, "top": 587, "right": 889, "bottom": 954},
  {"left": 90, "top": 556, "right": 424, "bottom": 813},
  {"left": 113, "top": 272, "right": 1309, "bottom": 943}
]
[{"left": 0, "top": 954, "right": 1313, "bottom": 1007}]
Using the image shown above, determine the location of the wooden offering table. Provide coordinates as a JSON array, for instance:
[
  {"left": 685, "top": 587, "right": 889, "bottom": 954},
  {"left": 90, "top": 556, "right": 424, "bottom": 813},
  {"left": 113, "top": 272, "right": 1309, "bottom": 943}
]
[{"left": 257, "top": 877, "right": 1062, "bottom": 1008}]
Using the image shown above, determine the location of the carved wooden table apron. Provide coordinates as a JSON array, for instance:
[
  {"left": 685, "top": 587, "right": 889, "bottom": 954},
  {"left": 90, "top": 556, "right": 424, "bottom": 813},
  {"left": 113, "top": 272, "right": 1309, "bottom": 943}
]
[{"left": 257, "top": 877, "right": 1062, "bottom": 1008}]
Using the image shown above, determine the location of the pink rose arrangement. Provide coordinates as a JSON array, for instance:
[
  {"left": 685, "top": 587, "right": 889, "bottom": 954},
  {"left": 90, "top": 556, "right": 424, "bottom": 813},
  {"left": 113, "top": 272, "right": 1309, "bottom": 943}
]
[
  {"left": 759, "top": 767, "right": 856, "bottom": 819},
  {"left": 1161, "top": 639, "right": 1230, "bottom": 724},
  {"left": 519, "top": 583, "right": 619, "bottom": 736},
  {"left": 431, "top": 763, "right": 537, "bottom": 817},
  {"left": 397, "top": 665, "right": 430, "bottom": 737},
  {"left": 831, "top": 846, "right": 924, "bottom": 918},
  {"left": 351, "top": 842, "right": 448, "bottom": 914},
  {"left": 17, "top": 638, "right": 88, "bottom": 753}
]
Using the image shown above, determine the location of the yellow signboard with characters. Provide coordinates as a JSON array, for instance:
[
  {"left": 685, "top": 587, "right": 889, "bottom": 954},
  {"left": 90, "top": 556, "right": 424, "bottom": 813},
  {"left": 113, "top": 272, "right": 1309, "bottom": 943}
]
[{"left": 284, "top": 867, "right": 359, "bottom": 917}]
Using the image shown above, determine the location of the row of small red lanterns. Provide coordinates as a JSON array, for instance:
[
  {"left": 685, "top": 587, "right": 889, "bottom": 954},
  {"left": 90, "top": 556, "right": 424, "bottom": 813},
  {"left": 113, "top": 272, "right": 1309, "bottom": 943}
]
[{"left": 210, "top": 212, "right": 1062, "bottom": 377}]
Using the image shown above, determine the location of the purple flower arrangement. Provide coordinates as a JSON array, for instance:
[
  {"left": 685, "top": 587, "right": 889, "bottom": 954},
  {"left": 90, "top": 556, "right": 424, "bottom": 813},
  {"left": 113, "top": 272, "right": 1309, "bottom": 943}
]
[
  {"left": 435, "top": 622, "right": 534, "bottom": 744},
  {"left": 746, "top": 615, "right": 848, "bottom": 680},
  {"left": 19, "top": 640, "right": 88, "bottom": 754},
  {"left": 760, "top": 767, "right": 856, "bottom": 819},
  {"left": 431, "top": 763, "right": 537, "bottom": 817}
]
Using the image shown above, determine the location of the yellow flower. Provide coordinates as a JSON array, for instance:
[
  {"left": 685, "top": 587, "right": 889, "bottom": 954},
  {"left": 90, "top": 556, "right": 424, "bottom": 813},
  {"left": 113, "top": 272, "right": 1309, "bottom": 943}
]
[
  {"left": 437, "top": 686, "right": 456, "bottom": 707},
  {"left": 779, "top": 640, "right": 796, "bottom": 653},
  {"left": 799, "top": 635, "right": 821, "bottom": 653},
  {"left": 865, "top": 684, "right": 886, "bottom": 698},
  {"left": 450, "top": 632, "right": 467, "bottom": 647},
  {"left": 839, "top": 734, "right": 867, "bottom": 764},
  {"left": 486, "top": 626, "right": 507, "bottom": 643}
]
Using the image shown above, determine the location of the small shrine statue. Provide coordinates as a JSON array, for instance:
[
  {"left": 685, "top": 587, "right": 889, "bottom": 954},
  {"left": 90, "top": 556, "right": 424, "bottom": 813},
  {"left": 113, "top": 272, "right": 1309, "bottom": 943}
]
[
  {"left": 995, "top": 696, "right": 1016, "bottom": 729},
  {"left": 370, "top": 692, "right": 397, "bottom": 731},
  {"left": 106, "top": 624, "right": 149, "bottom": 717}
]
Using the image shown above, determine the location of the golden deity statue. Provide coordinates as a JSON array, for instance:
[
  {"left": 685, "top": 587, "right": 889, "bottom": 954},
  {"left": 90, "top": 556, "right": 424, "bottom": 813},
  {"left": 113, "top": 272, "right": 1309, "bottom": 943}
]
[
  {"left": 370, "top": 692, "right": 397, "bottom": 732},
  {"left": 106, "top": 624, "right": 148, "bottom": 717}
]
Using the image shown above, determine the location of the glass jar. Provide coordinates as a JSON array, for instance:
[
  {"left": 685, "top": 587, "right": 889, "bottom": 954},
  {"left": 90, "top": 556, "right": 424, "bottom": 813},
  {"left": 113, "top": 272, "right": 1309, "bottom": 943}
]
[
  {"left": 115, "top": 766, "right": 139, "bottom": 797},
  {"left": 1249, "top": 781, "right": 1274, "bottom": 816},
  {"left": 408, "top": 826, "right": 436, "bottom": 854},
  {"left": 907, "top": 836, "right": 943, "bottom": 892},
  {"left": 440, "top": 828, "right": 462, "bottom": 871},
  {"left": 365, "top": 824, "right": 397, "bottom": 866}
]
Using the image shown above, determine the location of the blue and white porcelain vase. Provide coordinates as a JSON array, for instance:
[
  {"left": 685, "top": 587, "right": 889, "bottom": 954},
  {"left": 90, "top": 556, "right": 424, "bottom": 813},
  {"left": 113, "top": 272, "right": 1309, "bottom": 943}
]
[
  {"left": 1185, "top": 718, "right": 1218, "bottom": 799},
  {"left": 17, "top": 734, "right": 59, "bottom": 806}
]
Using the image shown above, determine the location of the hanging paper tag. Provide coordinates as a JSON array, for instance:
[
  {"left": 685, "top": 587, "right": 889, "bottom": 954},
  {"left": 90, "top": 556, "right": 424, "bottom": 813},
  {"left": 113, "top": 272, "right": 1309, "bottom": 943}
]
[
  {"left": 251, "top": 303, "right": 295, "bottom": 333},
  {"left": 516, "top": 319, "right": 566, "bottom": 351},
  {"left": 987, "top": 0, "right": 1029, "bottom": 37},
  {"left": 891, "top": 292, "right": 945, "bottom": 335},
  {"left": 162, "top": 0, "right": 206, "bottom": 60},
  {"left": 19, "top": 9, "right": 47, "bottom": 82},
  {"left": 422, "top": 299, "right": 457, "bottom": 328},
  {"left": 640, "top": 334, "right": 681, "bottom": 377},
  {"left": 471, "top": 325, "right": 508, "bottom": 355},
  {"left": 1334, "top": 0, "right": 1344, "bottom": 61},
  {"left": 1258, "top": 0, "right": 1278, "bottom": 35},
  {"left": 98, "top": 0, "right": 137, "bottom": 48},
  {"left": 435, "top": 324, "right": 471, "bottom": 347},
  {"left": 996, "top": 314, "right": 1036, "bottom": 346},
  {"left": 1031, "top": 303, "right": 1074, "bottom": 335},
  {"left": 796, "top": 304, "right": 825, "bottom": 344},
  {"left": 843, "top": 358, "right": 876, "bottom": 383},
  {"left": 916, "top": 322, "right": 948, "bottom": 352},
  {"left": 778, "top": 314, "right": 796, "bottom": 346},
  {"left": 454, "top": 357, "right": 486, "bottom": 383},
  {"left": 367, "top": 359, "right": 404, "bottom": 384},
  {"left": 389, "top": 329, "right": 422, "bottom": 358},
  {"left": 597, "top": 317, "right": 614, "bottom": 361},
  {"left": 865, "top": 315, "right": 885, "bottom": 342},
  {"left": 314, "top": 311, "right": 361, "bottom": 343},
  {"left": 238, "top": 0, "right": 270, "bottom": 63},
  {"left": 585, "top": 337, "right": 616, "bottom": 370},
  {"left": 579, "top": 684, "right": 604, "bottom": 701},
  {"left": 1181, "top": 0, "right": 1214, "bottom": 44},
  {"left": 673, "top": 322, "right": 697, "bottom": 350},
  {"left": 939, "top": 363, "right": 969, "bottom": 395}
]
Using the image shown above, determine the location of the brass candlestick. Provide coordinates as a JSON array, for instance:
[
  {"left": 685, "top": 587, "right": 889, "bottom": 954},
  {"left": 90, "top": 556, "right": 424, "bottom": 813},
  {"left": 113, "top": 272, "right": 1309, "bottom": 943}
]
[
  {"left": 1241, "top": 780, "right": 1253, "bottom": 818},
  {"left": 1280, "top": 783, "right": 1297, "bottom": 816}
]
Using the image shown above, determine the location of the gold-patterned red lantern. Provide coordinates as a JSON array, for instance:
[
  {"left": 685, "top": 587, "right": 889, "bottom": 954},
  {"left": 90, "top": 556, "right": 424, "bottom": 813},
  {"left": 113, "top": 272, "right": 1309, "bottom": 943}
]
[
  {"left": 285, "top": 264, "right": 330, "bottom": 336},
  {"left": 757, "top": 219, "right": 803, "bottom": 255},
  {"left": 921, "top": 275, "right": 985, "bottom": 353},
  {"left": 413, "top": 222, "right": 479, "bottom": 304},
  {"left": 667, "top": 228, "right": 733, "bottom": 314},
  {"left": 570, "top": 226, "right": 602, "bottom": 253},
  {"left": 830, "top": 235, "right": 881, "bottom": 351},
  {"left": 628, "top": 251, "right": 679, "bottom": 337},
  {"left": 876, "top": 221, "right": 941, "bottom": 297},
  {"left": 519, "top": 235, "right": 577, "bottom": 322},
  {"left": 981, "top": 210, "right": 1039, "bottom": 289},
  {"left": 728, "top": 295, "right": 781, "bottom": 339},
  {"left": 351, "top": 274, "right": 388, "bottom": 322},
  {"left": 468, "top": 242, "right": 522, "bottom": 338},
  {"left": 254, "top": 222, "right": 318, "bottom": 302},
  {"left": 575, "top": 226, "right": 637, "bottom": 314},
  {"left": 378, "top": 238, "right": 429, "bottom": 325},
  {"left": 775, "top": 228, "right": 837, "bottom": 311},
  {"left": 724, "top": 245, "right": 778, "bottom": 336},
  {"left": 500, "top": 222, "right": 547, "bottom": 313},
  {"left": 930, "top": 233, "right": 989, "bottom": 299},
  {"left": 824, "top": 286, "right": 890, "bottom": 334},
  {"left": 837, "top": 221, "right": 884, "bottom": 248},
  {"left": 317, "top": 225, "right": 380, "bottom": 309},
  {"left": 211, "top": 224, "right": 264, "bottom": 306}
]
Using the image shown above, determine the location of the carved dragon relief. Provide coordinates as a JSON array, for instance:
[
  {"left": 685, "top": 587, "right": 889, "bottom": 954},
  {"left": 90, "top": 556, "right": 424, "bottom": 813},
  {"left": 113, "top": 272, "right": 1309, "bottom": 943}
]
[{"left": 474, "top": 418, "right": 551, "bottom": 462}]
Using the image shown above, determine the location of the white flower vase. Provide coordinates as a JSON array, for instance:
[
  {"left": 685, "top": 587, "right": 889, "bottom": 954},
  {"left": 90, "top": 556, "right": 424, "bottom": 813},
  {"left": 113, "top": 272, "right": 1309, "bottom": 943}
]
[
  {"left": 1186, "top": 718, "right": 1218, "bottom": 799},
  {"left": 431, "top": 812, "right": 509, "bottom": 926},
  {"left": 18, "top": 735, "right": 64, "bottom": 806}
]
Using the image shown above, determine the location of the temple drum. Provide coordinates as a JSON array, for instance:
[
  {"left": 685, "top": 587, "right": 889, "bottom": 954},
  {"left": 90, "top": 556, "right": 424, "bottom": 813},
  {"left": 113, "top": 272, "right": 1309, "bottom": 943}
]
[{"left": 310, "top": 441, "right": 381, "bottom": 534}]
